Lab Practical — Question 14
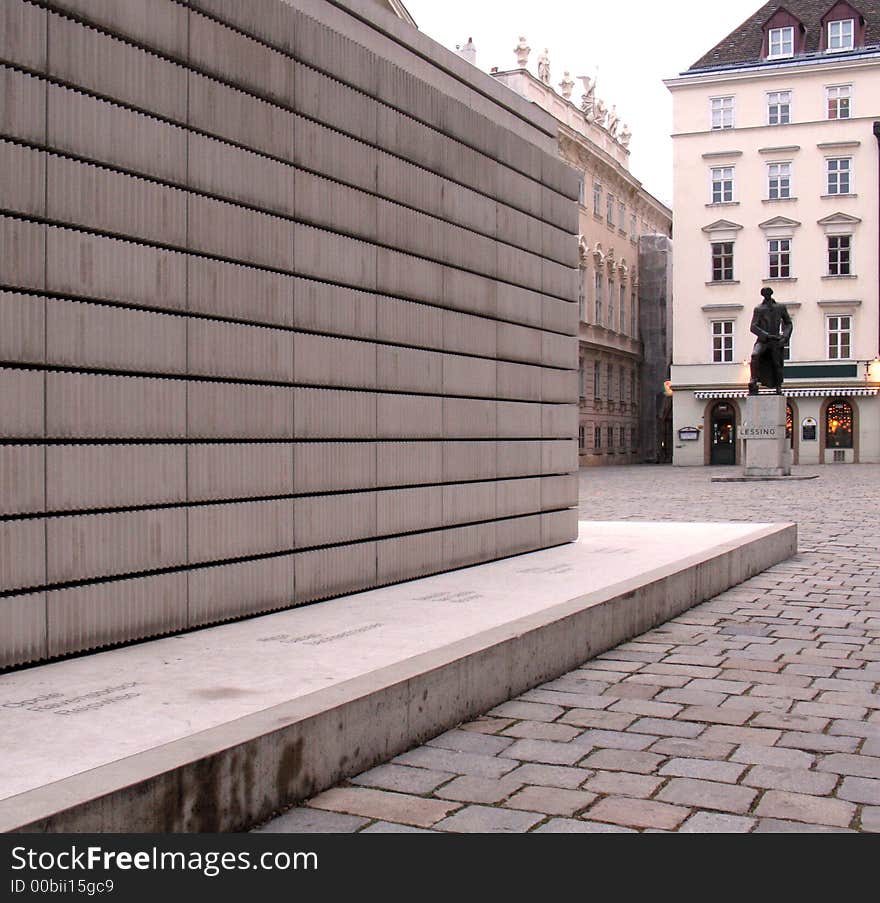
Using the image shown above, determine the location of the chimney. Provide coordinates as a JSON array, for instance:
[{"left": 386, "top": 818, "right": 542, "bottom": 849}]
[{"left": 457, "top": 37, "right": 477, "bottom": 66}]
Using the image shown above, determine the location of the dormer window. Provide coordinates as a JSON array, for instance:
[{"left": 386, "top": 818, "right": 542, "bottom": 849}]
[
  {"left": 828, "top": 19, "right": 855, "bottom": 50},
  {"left": 768, "top": 26, "right": 795, "bottom": 58}
]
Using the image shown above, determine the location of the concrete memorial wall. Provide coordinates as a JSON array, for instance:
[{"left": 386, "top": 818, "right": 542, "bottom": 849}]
[{"left": 0, "top": 0, "right": 580, "bottom": 668}]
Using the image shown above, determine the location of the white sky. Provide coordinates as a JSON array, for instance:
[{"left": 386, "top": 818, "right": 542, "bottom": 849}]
[{"left": 403, "top": 0, "right": 765, "bottom": 205}]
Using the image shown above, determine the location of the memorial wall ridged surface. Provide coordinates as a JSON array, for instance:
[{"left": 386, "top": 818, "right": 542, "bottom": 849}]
[{"left": 0, "top": 0, "right": 580, "bottom": 667}]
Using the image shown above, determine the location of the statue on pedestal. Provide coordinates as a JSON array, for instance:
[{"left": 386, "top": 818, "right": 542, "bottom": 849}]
[
  {"left": 748, "top": 287, "right": 793, "bottom": 395},
  {"left": 619, "top": 123, "right": 632, "bottom": 147},
  {"left": 514, "top": 36, "right": 530, "bottom": 68},
  {"left": 594, "top": 97, "right": 607, "bottom": 127},
  {"left": 537, "top": 49, "right": 551, "bottom": 84},
  {"left": 577, "top": 75, "right": 595, "bottom": 118},
  {"left": 607, "top": 104, "right": 620, "bottom": 138},
  {"left": 559, "top": 71, "right": 574, "bottom": 100}
]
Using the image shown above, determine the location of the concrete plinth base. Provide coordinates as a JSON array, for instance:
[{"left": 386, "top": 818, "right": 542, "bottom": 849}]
[
  {"left": 0, "top": 521, "right": 796, "bottom": 833},
  {"left": 743, "top": 395, "right": 790, "bottom": 477}
]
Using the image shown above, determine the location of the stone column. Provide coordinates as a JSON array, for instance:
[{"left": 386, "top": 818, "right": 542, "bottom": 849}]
[{"left": 742, "top": 395, "right": 790, "bottom": 477}]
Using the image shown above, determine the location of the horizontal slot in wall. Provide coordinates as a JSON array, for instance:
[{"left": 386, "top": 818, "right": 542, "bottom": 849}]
[{"left": 0, "top": 0, "right": 578, "bottom": 668}]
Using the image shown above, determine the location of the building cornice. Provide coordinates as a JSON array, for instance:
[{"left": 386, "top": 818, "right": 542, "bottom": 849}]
[{"left": 665, "top": 49, "right": 880, "bottom": 90}]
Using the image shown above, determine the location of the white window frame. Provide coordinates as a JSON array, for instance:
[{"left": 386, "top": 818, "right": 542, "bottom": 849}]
[
  {"left": 593, "top": 181, "right": 602, "bottom": 216},
  {"left": 828, "top": 19, "right": 854, "bottom": 52},
  {"left": 828, "top": 234, "right": 852, "bottom": 276},
  {"left": 579, "top": 361, "right": 587, "bottom": 399},
  {"left": 768, "top": 26, "right": 795, "bottom": 58},
  {"left": 618, "top": 201, "right": 626, "bottom": 231},
  {"left": 619, "top": 283, "right": 626, "bottom": 332},
  {"left": 578, "top": 177, "right": 586, "bottom": 207},
  {"left": 767, "top": 90, "right": 792, "bottom": 125},
  {"left": 710, "top": 165, "right": 735, "bottom": 204},
  {"left": 578, "top": 269, "right": 587, "bottom": 321},
  {"left": 594, "top": 361, "right": 601, "bottom": 398},
  {"left": 826, "top": 157, "right": 852, "bottom": 195},
  {"left": 826, "top": 84, "right": 852, "bottom": 119},
  {"left": 826, "top": 314, "right": 852, "bottom": 359},
  {"left": 710, "top": 96, "right": 735, "bottom": 130},
  {"left": 767, "top": 161, "right": 792, "bottom": 200},
  {"left": 606, "top": 194, "right": 615, "bottom": 226},
  {"left": 768, "top": 238, "right": 792, "bottom": 278},
  {"left": 594, "top": 270, "right": 603, "bottom": 323},
  {"left": 608, "top": 278, "right": 615, "bottom": 329},
  {"left": 630, "top": 213, "right": 636, "bottom": 240},
  {"left": 631, "top": 292, "right": 637, "bottom": 340},
  {"left": 711, "top": 320, "right": 735, "bottom": 363},
  {"left": 711, "top": 241, "right": 735, "bottom": 282}
]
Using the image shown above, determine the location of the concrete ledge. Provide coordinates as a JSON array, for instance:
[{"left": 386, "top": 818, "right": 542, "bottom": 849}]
[
  {"left": 0, "top": 521, "right": 796, "bottom": 833},
  {"left": 712, "top": 475, "right": 819, "bottom": 483}
]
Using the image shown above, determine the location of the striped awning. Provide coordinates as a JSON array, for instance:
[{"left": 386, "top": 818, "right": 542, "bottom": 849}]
[{"left": 694, "top": 388, "right": 878, "bottom": 399}]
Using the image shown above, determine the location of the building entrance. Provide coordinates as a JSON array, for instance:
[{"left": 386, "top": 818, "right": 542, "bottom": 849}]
[{"left": 710, "top": 402, "right": 736, "bottom": 465}]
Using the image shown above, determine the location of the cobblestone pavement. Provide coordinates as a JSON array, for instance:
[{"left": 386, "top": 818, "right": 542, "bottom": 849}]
[{"left": 255, "top": 465, "right": 880, "bottom": 833}]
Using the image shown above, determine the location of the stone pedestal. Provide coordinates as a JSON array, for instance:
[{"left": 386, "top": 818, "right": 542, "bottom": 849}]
[{"left": 742, "top": 395, "right": 790, "bottom": 477}]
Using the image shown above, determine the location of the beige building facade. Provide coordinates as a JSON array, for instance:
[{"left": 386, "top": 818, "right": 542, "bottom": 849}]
[
  {"left": 667, "top": 0, "right": 880, "bottom": 466},
  {"left": 493, "top": 54, "right": 672, "bottom": 466}
]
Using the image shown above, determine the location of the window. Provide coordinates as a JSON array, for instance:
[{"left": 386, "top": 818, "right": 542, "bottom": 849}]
[
  {"left": 594, "top": 360, "right": 601, "bottom": 398},
  {"left": 767, "top": 162, "right": 792, "bottom": 199},
  {"left": 767, "top": 90, "right": 791, "bottom": 125},
  {"left": 578, "top": 271, "right": 587, "bottom": 321},
  {"left": 578, "top": 177, "right": 586, "bottom": 207},
  {"left": 578, "top": 426, "right": 586, "bottom": 450},
  {"left": 631, "top": 293, "right": 637, "bottom": 339},
  {"left": 606, "top": 363, "right": 613, "bottom": 400},
  {"left": 608, "top": 278, "right": 615, "bottom": 329},
  {"left": 619, "top": 366, "right": 626, "bottom": 406},
  {"left": 710, "top": 96, "right": 734, "bottom": 130},
  {"left": 578, "top": 362, "right": 587, "bottom": 399},
  {"left": 827, "top": 315, "right": 852, "bottom": 359},
  {"left": 618, "top": 426, "right": 625, "bottom": 449},
  {"left": 711, "top": 242, "right": 734, "bottom": 281},
  {"left": 711, "top": 166, "right": 734, "bottom": 203},
  {"left": 768, "top": 26, "right": 794, "bottom": 58},
  {"left": 827, "top": 84, "right": 851, "bottom": 119},
  {"left": 828, "top": 19, "right": 854, "bottom": 51},
  {"left": 606, "top": 426, "right": 614, "bottom": 449},
  {"left": 768, "top": 238, "right": 791, "bottom": 278},
  {"left": 607, "top": 194, "right": 615, "bottom": 226},
  {"left": 594, "top": 271, "right": 603, "bottom": 323},
  {"left": 630, "top": 214, "right": 636, "bottom": 240},
  {"left": 593, "top": 181, "right": 602, "bottom": 216},
  {"left": 828, "top": 235, "right": 851, "bottom": 275},
  {"left": 826, "top": 399, "right": 853, "bottom": 448},
  {"left": 618, "top": 201, "right": 626, "bottom": 230},
  {"left": 826, "top": 157, "right": 852, "bottom": 195},
  {"left": 619, "top": 284, "right": 626, "bottom": 332},
  {"left": 629, "top": 370, "right": 635, "bottom": 402},
  {"left": 594, "top": 425, "right": 602, "bottom": 450},
  {"left": 712, "top": 320, "right": 734, "bottom": 363}
]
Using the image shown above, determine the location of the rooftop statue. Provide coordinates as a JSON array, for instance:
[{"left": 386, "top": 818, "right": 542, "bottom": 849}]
[
  {"left": 514, "top": 36, "right": 530, "bottom": 67},
  {"left": 559, "top": 70, "right": 574, "bottom": 100},
  {"left": 537, "top": 48, "right": 550, "bottom": 84},
  {"left": 577, "top": 75, "right": 595, "bottom": 118}
]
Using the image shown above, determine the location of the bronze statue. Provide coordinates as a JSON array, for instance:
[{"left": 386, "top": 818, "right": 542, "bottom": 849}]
[{"left": 748, "top": 287, "right": 793, "bottom": 395}]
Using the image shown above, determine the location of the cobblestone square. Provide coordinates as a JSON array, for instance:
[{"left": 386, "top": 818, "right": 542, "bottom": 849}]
[{"left": 256, "top": 465, "right": 880, "bottom": 833}]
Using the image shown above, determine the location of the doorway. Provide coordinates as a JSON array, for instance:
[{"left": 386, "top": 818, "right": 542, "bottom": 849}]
[{"left": 710, "top": 402, "right": 736, "bottom": 465}]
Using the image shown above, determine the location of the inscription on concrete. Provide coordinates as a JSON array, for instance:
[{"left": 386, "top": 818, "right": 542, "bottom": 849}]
[
  {"left": 516, "top": 564, "right": 574, "bottom": 575},
  {"left": 2, "top": 683, "right": 141, "bottom": 716},
  {"left": 741, "top": 425, "right": 781, "bottom": 440},
  {"left": 415, "top": 591, "right": 483, "bottom": 604},
  {"left": 257, "top": 624, "right": 383, "bottom": 646}
]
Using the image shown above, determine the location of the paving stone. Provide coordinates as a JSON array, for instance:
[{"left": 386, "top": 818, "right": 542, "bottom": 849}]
[
  {"left": 433, "top": 805, "right": 544, "bottom": 833},
  {"left": 579, "top": 749, "right": 665, "bottom": 774},
  {"left": 679, "top": 812, "right": 756, "bottom": 833},
  {"left": 427, "top": 728, "right": 515, "bottom": 756},
  {"left": 827, "top": 719, "right": 880, "bottom": 740},
  {"left": 533, "top": 818, "right": 636, "bottom": 833},
  {"left": 655, "top": 688, "right": 728, "bottom": 707},
  {"left": 505, "top": 763, "right": 593, "bottom": 790},
  {"left": 677, "top": 705, "right": 751, "bottom": 726},
  {"left": 650, "top": 737, "right": 735, "bottom": 759},
  {"left": 585, "top": 771, "right": 664, "bottom": 799},
  {"left": 836, "top": 776, "right": 880, "bottom": 805},
  {"left": 358, "top": 822, "right": 435, "bottom": 833},
  {"left": 434, "top": 775, "right": 523, "bottom": 805},
  {"left": 602, "top": 683, "right": 662, "bottom": 700},
  {"left": 609, "top": 699, "right": 682, "bottom": 718},
  {"left": 815, "top": 754, "right": 880, "bottom": 779},
  {"left": 684, "top": 678, "right": 751, "bottom": 694},
  {"left": 500, "top": 738, "right": 586, "bottom": 766},
  {"left": 749, "top": 712, "right": 829, "bottom": 732},
  {"left": 776, "top": 732, "right": 860, "bottom": 754},
  {"left": 458, "top": 717, "right": 517, "bottom": 735},
  {"left": 558, "top": 709, "right": 637, "bottom": 730},
  {"left": 657, "top": 778, "right": 757, "bottom": 814},
  {"left": 522, "top": 689, "right": 613, "bottom": 709},
  {"left": 753, "top": 818, "right": 855, "bottom": 833},
  {"left": 627, "top": 717, "right": 705, "bottom": 738},
  {"left": 393, "top": 746, "right": 518, "bottom": 778},
  {"left": 743, "top": 766, "right": 837, "bottom": 795},
  {"left": 794, "top": 701, "right": 869, "bottom": 720},
  {"left": 730, "top": 744, "right": 815, "bottom": 769},
  {"left": 754, "top": 791, "right": 856, "bottom": 828},
  {"left": 254, "top": 808, "right": 369, "bottom": 833},
  {"left": 487, "top": 701, "right": 564, "bottom": 722},
  {"left": 572, "top": 729, "right": 657, "bottom": 751},
  {"left": 504, "top": 786, "right": 596, "bottom": 816},
  {"left": 351, "top": 764, "right": 454, "bottom": 795},
  {"left": 588, "top": 796, "right": 689, "bottom": 830},
  {"left": 500, "top": 720, "right": 581, "bottom": 742},
  {"left": 307, "top": 787, "right": 459, "bottom": 828},
  {"left": 861, "top": 807, "right": 880, "bottom": 832},
  {"left": 702, "top": 725, "right": 782, "bottom": 746},
  {"left": 659, "top": 758, "right": 746, "bottom": 783}
]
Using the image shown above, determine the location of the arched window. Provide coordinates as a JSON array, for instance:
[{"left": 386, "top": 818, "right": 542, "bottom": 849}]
[{"left": 826, "top": 399, "right": 853, "bottom": 449}]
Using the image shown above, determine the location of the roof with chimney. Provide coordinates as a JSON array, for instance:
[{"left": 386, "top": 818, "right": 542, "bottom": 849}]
[{"left": 689, "top": 0, "right": 880, "bottom": 71}]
